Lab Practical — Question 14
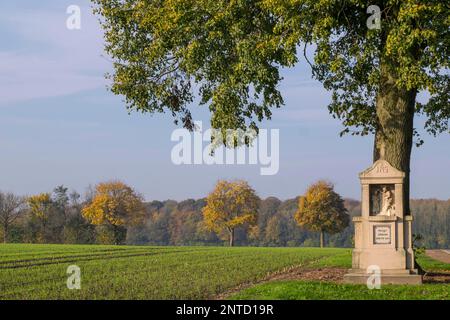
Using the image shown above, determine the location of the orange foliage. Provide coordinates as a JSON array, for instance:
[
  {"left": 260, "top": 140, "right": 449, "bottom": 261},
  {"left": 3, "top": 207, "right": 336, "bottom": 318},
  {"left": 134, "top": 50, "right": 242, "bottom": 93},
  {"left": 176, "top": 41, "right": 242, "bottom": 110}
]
[
  {"left": 295, "top": 180, "right": 349, "bottom": 234},
  {"left": 82, "top": 181, "right": 145, "bottom": 226}
]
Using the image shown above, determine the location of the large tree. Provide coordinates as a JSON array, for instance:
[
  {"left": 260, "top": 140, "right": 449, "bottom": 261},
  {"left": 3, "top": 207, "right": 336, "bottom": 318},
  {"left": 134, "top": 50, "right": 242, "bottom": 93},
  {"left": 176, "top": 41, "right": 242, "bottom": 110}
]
[
  {"left": 82, "top": 181, "right": 145, "bottom": 244},
  {"left": 203, "top": 180, "right": 260, "bottom": 246},
  {"left": 93, "top": 0, "right": 449, "bottom": 213},
  {"left": 295, "top": 180, "right": 349, "bottom": 247},
  {"left": 27, "top": 193, "right": 53, "bottom": 243}
]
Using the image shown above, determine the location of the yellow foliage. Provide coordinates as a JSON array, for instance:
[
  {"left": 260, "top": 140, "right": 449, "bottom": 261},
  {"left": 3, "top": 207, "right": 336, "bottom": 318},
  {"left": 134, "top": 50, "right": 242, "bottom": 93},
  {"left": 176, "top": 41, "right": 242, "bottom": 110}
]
[
  {"left": 82, "top": 181, "right": 145, "bottom": 226},
  {"left": 202, "top": 180, "right": 260, "bottom": 244},
  {"left": 28, "top": 193, "right": 52, "bottom": 221},
  {"left": 294, "top": 180, "right": 349, "bottom": 234}
]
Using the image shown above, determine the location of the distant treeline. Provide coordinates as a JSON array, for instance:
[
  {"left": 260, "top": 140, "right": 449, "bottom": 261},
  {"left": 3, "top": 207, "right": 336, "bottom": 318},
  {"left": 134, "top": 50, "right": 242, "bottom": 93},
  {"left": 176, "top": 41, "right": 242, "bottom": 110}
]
[
  {"left": 129, "top": 198, "right": 449, "bottom": 249},
  {"left": 3, "top": 188, "right": 449, "bottom": 248}
]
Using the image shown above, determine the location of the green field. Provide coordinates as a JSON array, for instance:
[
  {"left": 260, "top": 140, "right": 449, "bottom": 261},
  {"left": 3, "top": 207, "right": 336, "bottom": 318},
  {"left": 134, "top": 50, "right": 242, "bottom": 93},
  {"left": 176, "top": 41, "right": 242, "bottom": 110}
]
[
  {"left": 229, "top": 280, "right": 450, "bottom": 300},
  {"left": 0, "top": 244, "right": 448, "bottom": 300}
]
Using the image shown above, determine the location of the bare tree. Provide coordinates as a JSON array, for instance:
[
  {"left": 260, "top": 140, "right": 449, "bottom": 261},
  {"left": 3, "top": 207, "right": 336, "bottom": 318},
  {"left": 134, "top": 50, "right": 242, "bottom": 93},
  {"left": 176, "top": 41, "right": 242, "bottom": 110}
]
[{"left": 0, "top": 192, "right": 25, "bottom": 243}]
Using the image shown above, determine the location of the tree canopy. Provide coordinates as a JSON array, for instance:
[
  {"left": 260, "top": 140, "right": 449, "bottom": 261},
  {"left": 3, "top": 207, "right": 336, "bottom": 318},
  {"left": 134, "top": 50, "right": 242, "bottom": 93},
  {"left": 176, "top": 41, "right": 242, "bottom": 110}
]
[
  {"left": 202, "top": 180, "right": 260, "bottom": 246},
  {"left": 92, "top": 0, "right": 449, "bottom": 136},
  {"left": 93, "top": 0, "right": 449, "bottom": 215},
  {"left": 82, "top": 181, "right": 145, "bottom": 244},
  {"left": 28, "top": 193, "right": 52, "bottom": 222},
  {"left": 82, "top": 181, "right": 145, "bottom": 225},
  {"left": 295, "top": 180, "right": 349, "bottom": 247}
]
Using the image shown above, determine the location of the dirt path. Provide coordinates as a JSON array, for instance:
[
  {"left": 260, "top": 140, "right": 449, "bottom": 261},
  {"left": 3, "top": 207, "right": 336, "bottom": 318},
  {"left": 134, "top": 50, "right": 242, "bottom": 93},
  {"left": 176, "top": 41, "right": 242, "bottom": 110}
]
[
  {"left": 214, "top": 267, "right": 347, "bottom": 299},
  {"left": 426, "top": 249, "right": 450, "bottom": 264}
]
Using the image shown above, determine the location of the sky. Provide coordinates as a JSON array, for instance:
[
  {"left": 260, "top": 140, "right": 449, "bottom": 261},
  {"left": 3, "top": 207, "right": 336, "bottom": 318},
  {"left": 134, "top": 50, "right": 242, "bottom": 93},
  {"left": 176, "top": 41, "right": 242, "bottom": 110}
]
[{"left": 0, "top": 1, "right": 449, "bottom": 202}]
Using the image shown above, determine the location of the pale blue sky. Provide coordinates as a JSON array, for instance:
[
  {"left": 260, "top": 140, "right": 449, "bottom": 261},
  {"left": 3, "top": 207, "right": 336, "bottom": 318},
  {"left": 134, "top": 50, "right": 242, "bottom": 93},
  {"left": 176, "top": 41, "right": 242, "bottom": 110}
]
[{"left": 0, "top": 1, "right": 449, "bottom": 201}]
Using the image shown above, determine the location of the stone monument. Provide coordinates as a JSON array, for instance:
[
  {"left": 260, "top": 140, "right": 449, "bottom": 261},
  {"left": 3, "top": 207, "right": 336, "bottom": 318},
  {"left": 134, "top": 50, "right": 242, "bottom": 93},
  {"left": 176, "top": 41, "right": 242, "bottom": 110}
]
[{"left": 344, "top": 159, "right": 423, "bottom": 284}]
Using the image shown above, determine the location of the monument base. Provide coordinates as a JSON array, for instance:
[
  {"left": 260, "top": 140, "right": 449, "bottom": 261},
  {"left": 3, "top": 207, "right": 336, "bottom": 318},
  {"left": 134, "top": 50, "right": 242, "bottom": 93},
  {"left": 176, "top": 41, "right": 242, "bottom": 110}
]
[{"left": 343, "top": 269, "right": 423, "bottom": 285}]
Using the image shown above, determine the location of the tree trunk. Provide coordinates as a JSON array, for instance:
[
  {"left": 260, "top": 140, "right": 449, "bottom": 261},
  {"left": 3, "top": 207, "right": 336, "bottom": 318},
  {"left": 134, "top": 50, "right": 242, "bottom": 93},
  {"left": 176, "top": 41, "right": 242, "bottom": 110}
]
[
  {"left": 229, "top": 228, "right": 234, "bottom": 247},
  {"left": 112, "top": 225, "right": 121, "bottom": 245},
  {"left": 320, "top": 230, "right": 324, "bottom": 248},
  {"left": 3, "top": 224, "right": 7, "bottom": 244},
  {"left": 40, "top": 221, "right": 47, "bottom": 244},
  {"left": 373, "top": 59, "right": 416, "bottom": 215}
]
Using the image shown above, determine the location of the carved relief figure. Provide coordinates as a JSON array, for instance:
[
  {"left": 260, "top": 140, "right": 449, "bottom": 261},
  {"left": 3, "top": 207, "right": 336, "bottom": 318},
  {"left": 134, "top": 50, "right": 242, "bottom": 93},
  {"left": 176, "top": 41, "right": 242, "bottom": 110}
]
[
  {"left": 370, "top": 185, "right": 395, "bottom": 216},
  {"left": 379, "top": 186, "right": 395, "bottom": 216}
]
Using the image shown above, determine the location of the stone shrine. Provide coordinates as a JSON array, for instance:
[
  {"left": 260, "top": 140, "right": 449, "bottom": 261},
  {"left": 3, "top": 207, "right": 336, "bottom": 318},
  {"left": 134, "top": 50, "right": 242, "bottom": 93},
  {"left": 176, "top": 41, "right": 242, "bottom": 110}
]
[{"left": 344, "top": 160, "right": 422, "bottom": 285}]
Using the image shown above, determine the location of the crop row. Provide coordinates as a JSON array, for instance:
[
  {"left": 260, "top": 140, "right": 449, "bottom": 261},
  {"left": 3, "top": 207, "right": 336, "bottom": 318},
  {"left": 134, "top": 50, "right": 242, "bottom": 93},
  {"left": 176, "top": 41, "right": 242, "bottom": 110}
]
[{"left": 0, "top": 245, "right": 344, "bottom": 299}]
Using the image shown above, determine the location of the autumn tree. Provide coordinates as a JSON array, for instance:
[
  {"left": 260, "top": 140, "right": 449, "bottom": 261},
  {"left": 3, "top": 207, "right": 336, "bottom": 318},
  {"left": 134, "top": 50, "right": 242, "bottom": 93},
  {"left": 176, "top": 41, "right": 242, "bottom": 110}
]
[
  {"left": 203, "top": 180, "right": 260, "bottom": 246},
  {"left": 295, "top": 181, "right": 349, "bottom": 248},
  {"left": 28, "top": 193, "right": 53, "bottom": 243},
  {"left": 82, "top": 181, "right": 145, "bottom": 244},
  {"left": 0, "top": 192, "right": 25, "bottom": 243},
  {"left": 93, "top": 0, "right": 449, "bottom": 214}
]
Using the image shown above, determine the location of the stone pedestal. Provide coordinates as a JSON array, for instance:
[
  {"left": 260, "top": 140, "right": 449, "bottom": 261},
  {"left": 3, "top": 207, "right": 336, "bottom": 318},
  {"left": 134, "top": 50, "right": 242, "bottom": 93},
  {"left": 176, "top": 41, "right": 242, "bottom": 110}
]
[{"left": 343, "top": 160, "right": 423, "bottom": 285}]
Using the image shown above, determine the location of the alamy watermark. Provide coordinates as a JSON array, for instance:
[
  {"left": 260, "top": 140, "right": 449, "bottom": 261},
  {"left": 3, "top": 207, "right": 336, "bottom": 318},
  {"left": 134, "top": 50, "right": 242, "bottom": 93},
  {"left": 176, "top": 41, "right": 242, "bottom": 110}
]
[
  {"left": 67, "top": 265, "right": 81, "bottom": 290},
  {"left": 366, "top": 265, "right": 381, "bottom": 289},
  {"left": 171, "top": 121, "right": 279, "bottom": 175},
  {"left": 367, "top": 5, "right": 381, "bottom": 30},
  {"left": 65, "top": 4, "right": 381, "bottom": 31},
  {"left": 66, "top": 5, "right": 81, "bottom": 30}
]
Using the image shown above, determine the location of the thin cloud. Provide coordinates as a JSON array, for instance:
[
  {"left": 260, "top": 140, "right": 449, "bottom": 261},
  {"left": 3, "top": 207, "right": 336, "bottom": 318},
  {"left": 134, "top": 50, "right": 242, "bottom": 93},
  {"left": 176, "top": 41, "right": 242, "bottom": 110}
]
[{"left": 0, "top": 4, "right": 110, "bottom": 105}]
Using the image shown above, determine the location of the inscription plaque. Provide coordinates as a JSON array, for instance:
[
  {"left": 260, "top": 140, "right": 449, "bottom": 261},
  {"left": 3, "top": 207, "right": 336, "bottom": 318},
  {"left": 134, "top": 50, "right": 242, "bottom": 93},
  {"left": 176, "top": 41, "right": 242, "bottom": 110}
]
[{"left": 373, "top": 225, "right": 391, "bottom": 244}]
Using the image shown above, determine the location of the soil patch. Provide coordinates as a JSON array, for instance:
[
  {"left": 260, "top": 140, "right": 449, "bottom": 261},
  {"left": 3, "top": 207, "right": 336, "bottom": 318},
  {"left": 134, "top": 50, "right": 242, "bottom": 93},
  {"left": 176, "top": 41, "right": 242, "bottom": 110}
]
[
  {"left": 423, "top": 271, "right": 450, "bottom": 284},
  {"left": 426, "top": 250, "right": 450, "bottom": 264},
  {"left": 214, "top": 267, "right": 346, "bottom": 299}
]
